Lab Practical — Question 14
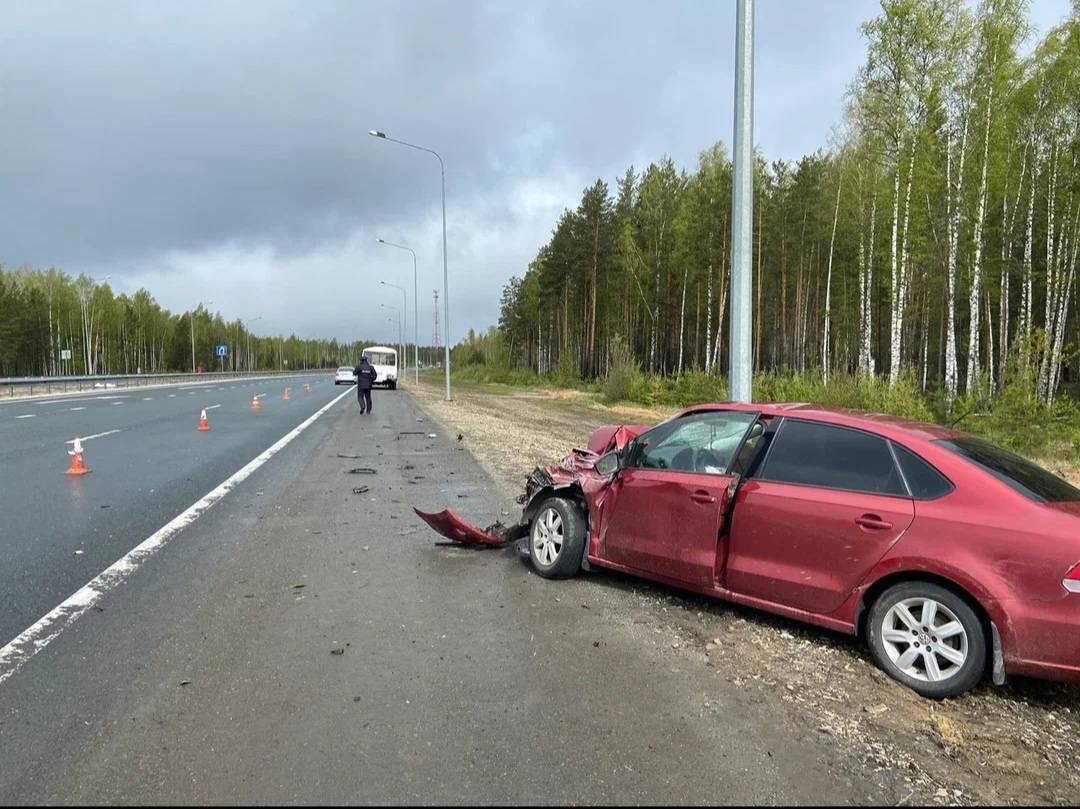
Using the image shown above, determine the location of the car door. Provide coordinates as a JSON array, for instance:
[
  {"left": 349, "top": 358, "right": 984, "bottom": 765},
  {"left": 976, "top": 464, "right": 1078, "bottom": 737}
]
[
  {"left": 724, "top": 418, "right": 915, "bottom": 615},
  {"left": 598, "top": 410, "right": 759, "bottom": 587}
]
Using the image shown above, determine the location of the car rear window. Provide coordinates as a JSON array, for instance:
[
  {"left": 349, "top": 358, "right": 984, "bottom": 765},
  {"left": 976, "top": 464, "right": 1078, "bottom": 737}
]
[
  {"left": 891, "top": 443, "right": 953, "bottom": 500},
  {"left": 364, "top": 352, "right": 396, "bottom": 365},
  {"left": 938, "top": 436, "right": 1080, "bottom": 502},
  {"left": 761, "top": 419, "right": 907, "bottom": 496}
]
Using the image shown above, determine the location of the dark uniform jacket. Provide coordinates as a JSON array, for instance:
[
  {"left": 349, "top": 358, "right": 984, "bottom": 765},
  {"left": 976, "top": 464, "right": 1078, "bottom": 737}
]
[{"left": 354, "top": 360, "right": 378, "bottom": 390}]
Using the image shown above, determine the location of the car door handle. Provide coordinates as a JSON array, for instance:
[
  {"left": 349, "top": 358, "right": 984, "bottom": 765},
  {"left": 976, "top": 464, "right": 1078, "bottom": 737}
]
[
  {"left": 855, "top": 514, "right": 893, "bottom": 530},
  {"left": 690, "top": 491, "right": 716, "bottom": 504}
]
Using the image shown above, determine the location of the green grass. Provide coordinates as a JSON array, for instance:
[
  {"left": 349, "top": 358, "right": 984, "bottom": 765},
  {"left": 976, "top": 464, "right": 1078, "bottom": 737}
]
[{"left": 435, "top": 361, "right": 1080, "bottom": 467}]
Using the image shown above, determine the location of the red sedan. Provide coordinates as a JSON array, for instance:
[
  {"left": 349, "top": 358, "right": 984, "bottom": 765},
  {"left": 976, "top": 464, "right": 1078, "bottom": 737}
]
[{"left": 417, "top": 403, "right": 1080, "bottom": 698}]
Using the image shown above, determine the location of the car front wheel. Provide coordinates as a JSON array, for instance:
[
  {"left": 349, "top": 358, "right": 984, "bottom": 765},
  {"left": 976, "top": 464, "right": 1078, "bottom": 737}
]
[
  {"left": 866, "top": 581, "right": 986, "bottom": 698},
  {"left": 528, "top": 496, "right": 586, "bottom": 579}
]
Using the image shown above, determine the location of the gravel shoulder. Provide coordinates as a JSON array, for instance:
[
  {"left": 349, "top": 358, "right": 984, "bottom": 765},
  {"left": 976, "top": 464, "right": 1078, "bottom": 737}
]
[{"left": 408, "top": 377, "right": 1080, "bottom": 806}]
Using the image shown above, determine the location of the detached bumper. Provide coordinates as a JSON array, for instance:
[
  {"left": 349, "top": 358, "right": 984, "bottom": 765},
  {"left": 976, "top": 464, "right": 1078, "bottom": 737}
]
[{"left": 413, "top": 507, "right": 526, "bottom": 547}]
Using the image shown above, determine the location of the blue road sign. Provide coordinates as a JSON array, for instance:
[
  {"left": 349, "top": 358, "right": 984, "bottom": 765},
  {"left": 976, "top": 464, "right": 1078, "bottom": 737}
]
[{"left": 215, "top": 344, "right": 229, "bottom": 357}]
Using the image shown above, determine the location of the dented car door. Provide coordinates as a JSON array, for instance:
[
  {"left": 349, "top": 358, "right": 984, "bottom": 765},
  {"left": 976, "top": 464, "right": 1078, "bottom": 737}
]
[{"left": 598, "top": 411, "right": 759, "bottom": 587}]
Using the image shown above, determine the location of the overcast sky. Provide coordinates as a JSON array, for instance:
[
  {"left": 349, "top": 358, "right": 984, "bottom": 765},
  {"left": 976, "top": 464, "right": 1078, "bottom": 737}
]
[{"left": 0, "top": 0, "right": 1071, "bottom": 347}]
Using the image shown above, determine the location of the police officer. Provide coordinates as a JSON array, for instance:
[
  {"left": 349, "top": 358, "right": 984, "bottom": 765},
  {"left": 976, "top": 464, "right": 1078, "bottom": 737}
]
[{"left": 353, "top": 355, "right": 378, "bottom": 414}]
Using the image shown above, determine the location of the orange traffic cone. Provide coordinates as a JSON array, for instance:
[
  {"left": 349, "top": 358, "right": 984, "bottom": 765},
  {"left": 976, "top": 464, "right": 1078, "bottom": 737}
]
[
  {"left": 198, "top": 408, "right": 211, "bottom": 432},
  {"left": 283, "top": 387, "right": 291, "bottom": 401},
  {"left": 65, "top": 437, "right": 91, "bottom": 476},
  {"left": 250, "top": 393, "right": 261, "bottom": 411}
]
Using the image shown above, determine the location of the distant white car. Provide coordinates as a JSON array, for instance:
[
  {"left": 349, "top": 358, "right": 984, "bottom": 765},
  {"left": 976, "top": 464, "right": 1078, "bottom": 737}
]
[{"left": 334, "top": 366, "right": 356, "bottom": 385}]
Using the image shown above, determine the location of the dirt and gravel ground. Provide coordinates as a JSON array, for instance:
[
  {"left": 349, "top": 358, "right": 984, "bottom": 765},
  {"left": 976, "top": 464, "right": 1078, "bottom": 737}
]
[{"left": 409, "top": 377, "right": 1080, "bottom": 806}]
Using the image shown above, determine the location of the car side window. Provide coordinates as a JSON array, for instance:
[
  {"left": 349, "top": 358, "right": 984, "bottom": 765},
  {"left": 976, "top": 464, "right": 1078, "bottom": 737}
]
[
  {"left": 628, "top": 411, "right": 756, "bottom": 475},
  {"left": 760, "top": 419, "right": 908, "bottom": 497},
  {"left": 891, "top": 443, "right": 953, "bottom": 500}
]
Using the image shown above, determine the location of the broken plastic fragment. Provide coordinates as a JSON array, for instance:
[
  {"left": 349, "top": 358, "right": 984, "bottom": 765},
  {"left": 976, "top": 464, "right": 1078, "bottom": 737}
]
[{"left": 413, "top": 507, "right": 511, "bottom": 547}]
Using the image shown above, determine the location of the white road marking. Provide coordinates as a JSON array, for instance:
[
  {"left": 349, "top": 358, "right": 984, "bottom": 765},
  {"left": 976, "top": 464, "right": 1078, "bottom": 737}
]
[
  {"left": 65, "top": 429, "right": 122, "bottom": 443},
  {"left": 69, "top": 407, "right": 86, "bottom": 412},
  {"left": 0, "top": 386, "right": 353, "bottom": 687},
  {"left": 112, "top": 402, "right": 124, "bottom": 406},
  {"left": 33, "top": 395, "right": 130, "bottom": 406},
  {"left": 168, "top": 394, "right": 176, "bottom": 398},
  {"left": 143, "top": 397, "right": 153, "bottom": 401},
  {"left": 15, "top": 414, "right": 36, "bottom": 419},
  {"left": 205, "top": 404, "right": 222, "bottom": 410}
]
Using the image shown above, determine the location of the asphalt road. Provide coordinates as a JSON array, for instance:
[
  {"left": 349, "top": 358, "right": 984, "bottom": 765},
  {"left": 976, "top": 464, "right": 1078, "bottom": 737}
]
[
  {"left": 0, "top": 373, "right": 343, "bottom": 646},
  {"left": 0, "top": 383, "right": 912, "bottom": 804}
]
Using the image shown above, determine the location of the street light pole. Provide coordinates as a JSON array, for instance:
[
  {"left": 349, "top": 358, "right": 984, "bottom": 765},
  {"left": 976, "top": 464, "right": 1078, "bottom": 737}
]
[
  {"left": 369, "top": 130, "right": 451, "bottom": 401},
  {"left": 729, "top": 0, "right": 755, "bottom": 403},
  {"left": 380, "top": 303, "right": 403, "bottom": 365},
  {"left": 191, "top": 299, "right": 214, "bottom": 375},
  {"left": 377, "top": 238, "right": 420, "bottom": 384},
  {"left": 379, "top": 280, "right": 408, "bottom": 378}
]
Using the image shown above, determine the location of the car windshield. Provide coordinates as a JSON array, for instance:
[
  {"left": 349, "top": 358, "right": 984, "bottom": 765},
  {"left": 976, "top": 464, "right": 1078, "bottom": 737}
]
[
  {"left": 337, "top": 367, "right": 352, "bottom": 373},
  {"left": 364, "top": 352, "right": 395, "bottom": 366},
  {"left": 938, "top": 436, "right": 1080, "bottom": 502}
]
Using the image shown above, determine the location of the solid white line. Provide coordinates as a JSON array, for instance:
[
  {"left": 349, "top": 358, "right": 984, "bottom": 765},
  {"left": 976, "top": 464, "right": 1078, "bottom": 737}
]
[
  {"left": 66, "top": 429, "right": 122, "bottom": 443},
  {"left": 15, "top": 414, "right": 35, "bottom": 419},
  {"left": 35, "top": 395, "right": 131, "bottom": 406},
  {"left": 0, "top": 386, "right": 352, "bottom": 687},
  {"left": 69, "top": 407, "right": 86, "bottom": 412}
]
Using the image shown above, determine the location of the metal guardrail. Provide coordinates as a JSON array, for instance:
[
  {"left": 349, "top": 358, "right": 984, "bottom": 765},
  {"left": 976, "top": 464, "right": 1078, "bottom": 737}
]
[{"left": 0, "top": 370, "right": 333, "bottom": 399}]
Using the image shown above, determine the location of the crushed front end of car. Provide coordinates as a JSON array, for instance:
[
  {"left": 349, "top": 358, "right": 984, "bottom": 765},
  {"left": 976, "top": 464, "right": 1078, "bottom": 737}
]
[{"left": 413, "top": 423, "right": 647, "bottom": 550}]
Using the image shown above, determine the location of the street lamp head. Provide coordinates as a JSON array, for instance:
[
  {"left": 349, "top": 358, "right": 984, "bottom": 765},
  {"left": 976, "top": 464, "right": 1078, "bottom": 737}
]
[{"left": 369, "top": 130, "right": 387, "bottom": 138}]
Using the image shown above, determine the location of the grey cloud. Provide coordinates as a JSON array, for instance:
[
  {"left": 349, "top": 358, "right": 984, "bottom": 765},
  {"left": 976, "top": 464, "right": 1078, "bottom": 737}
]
[{"left": 0, "top": 0, "right": 1066, "bottom": 344}]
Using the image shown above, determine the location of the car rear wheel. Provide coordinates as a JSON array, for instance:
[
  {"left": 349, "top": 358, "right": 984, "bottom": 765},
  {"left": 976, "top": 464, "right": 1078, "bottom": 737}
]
[
  {"left": 528, "top": 496, "right": 586, "bottom": 579},
  {"left": 867, "top": 581, "right": 986, "bottom": 698}
]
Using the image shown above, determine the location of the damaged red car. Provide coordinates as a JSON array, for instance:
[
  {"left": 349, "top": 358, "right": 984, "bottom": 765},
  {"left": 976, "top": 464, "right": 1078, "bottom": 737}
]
[{"left": 417, "top": 403, "right": 1080, "bottom": 698}]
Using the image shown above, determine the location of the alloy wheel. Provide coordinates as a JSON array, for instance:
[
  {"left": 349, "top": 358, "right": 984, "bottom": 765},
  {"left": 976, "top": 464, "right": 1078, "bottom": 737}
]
[
  {"left": 880, "top": 597, "right": 969, "bottom": 683},
  {"left": 532, "top": 507, "right": 564, "bottom": 567}
]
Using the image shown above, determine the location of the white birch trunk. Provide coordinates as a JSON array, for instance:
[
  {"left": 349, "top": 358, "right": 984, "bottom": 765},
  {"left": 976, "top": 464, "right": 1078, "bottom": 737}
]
[
  {"left": 890, "top": 142, "right": 916, "bottom": 384},
  {"left": 966, "top": 81, "right": 993, "bottom": 394},
  {"left": 677, "top": 272, "right": 687, "bottom": 375},
  {"left": 822, "top": 175, "right": 842, "bottom": 385}
]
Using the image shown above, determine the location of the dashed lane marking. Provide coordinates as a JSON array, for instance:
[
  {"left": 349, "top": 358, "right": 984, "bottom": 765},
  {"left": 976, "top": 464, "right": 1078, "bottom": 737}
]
[{"left": 65, "top": 429, "right": 122, "bottom": 443}]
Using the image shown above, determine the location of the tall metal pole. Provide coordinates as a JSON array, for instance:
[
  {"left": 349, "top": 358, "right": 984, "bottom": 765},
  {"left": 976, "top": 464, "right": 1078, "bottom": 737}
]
[
  {"left": 369, "top": 130, "right": 451, "bottom": 400},
  {"left": 729, "top": 0, "right": 755, "bottom": 403},
  {"left": 439, "top": 159, "right": 450, "bottom": 401},
  {"left": 378, "top": 239, "right": 420, "bottom": 384},
  {"left": 379, "top": 286, "right": 407, "bottom": 366}
]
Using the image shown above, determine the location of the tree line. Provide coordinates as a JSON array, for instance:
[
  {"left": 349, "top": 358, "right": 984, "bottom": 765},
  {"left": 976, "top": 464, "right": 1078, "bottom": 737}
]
[
  {"left": 0, "top": 267, "right": 395, "bottom": 377},
  {"left": 497, "top": 0, "right": 1080, "bottom": 408}
]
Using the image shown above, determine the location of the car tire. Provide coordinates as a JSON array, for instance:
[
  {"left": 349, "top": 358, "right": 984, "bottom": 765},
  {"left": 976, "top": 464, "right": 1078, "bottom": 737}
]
[
  {"left": 866, "top": 581, "right": 986, "bottom": 699},
  {"left": 528, "top": 496, "right": 586, "bottom": 579}
]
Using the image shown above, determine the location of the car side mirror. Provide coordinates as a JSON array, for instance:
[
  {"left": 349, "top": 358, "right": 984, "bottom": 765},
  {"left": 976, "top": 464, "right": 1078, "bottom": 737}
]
[{"left": 594, "top": 450, "right": 621, "bottom": 477}]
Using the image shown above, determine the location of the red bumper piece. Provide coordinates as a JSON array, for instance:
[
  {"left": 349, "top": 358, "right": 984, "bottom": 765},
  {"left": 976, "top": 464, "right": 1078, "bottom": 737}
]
[{"left": 413, "top": 507, "right": 509, "bottom": 547}]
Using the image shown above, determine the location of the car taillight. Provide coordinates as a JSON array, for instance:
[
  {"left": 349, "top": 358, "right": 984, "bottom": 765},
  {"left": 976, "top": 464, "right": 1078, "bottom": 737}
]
[{"left": 1064, "top": 563, "right": 1080, "bottom": 594}]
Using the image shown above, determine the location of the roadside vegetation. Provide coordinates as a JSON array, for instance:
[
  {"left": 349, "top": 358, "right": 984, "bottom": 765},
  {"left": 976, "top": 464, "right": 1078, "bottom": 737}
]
[
  {"left": 0, "top": 268, "right": 420, "bottom": 376},
  {"left": 451, "top": 0, "right": 1080, "bottom": 471},
  {"left": 449, "top": 325, "right": 1080, "bottom": 471}
]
